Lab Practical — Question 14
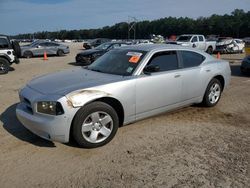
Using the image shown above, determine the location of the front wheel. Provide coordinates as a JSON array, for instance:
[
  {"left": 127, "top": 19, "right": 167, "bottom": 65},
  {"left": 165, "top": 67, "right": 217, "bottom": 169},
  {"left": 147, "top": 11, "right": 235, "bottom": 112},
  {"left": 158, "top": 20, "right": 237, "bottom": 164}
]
[
  {"left": 0, "top": 58, "right": 10, "bottom": 74},
  {"left": 72, "top": 102, "right": 119, "bottom": 148},
  {"left": 202, "top": 78, "right": 222, "bottom": 107}
]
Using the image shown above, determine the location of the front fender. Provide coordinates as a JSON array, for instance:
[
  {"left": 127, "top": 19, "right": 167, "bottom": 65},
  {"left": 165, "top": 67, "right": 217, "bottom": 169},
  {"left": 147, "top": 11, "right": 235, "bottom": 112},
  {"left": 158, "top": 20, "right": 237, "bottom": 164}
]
[{"left": 66, "top": 89, "right": 112, "bottom": 107}]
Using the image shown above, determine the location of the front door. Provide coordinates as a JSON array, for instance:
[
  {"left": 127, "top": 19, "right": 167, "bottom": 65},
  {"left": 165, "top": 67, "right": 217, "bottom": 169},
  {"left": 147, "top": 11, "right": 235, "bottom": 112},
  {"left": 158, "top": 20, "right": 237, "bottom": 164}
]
[{"left": 135, "top": 50, "right": 182, "bottom": 117}]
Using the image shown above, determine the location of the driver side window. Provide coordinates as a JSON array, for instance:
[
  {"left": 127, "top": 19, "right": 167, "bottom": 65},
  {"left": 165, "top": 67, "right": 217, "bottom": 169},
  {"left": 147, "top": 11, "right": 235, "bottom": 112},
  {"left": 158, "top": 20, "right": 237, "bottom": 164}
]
[{"left": 147, "top": 51, "right": 179, "bottom": 72}]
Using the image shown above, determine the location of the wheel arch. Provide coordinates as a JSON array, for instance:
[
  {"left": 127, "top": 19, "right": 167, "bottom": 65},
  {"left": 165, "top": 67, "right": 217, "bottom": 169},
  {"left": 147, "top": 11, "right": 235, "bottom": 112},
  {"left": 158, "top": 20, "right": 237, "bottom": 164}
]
[
  {"left": 0, "top": 54, "right": 11, "bottom": 62},
  {"left": 213, "top": 75, "right": 225, "bottom": 91},
  {"left": 69, "top": 95, "right": 125, "bottom": 142}
]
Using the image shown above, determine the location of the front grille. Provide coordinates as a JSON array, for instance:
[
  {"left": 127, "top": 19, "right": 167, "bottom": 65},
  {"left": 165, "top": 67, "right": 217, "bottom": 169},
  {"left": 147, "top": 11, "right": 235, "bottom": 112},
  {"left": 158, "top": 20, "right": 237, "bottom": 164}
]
[{"left": 23, "top": 97, "right": 33, "bottom": 114}]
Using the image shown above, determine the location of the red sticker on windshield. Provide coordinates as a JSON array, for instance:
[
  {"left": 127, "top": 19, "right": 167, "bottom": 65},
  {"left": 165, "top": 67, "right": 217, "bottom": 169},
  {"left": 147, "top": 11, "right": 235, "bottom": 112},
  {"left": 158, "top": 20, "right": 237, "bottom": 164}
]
[{"left": 129, "top": 56, "right": 140, "bottom": 63}]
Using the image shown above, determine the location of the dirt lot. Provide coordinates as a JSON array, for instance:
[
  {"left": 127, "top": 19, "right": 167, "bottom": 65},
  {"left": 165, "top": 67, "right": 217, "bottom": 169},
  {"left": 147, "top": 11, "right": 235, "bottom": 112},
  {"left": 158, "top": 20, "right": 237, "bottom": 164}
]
[{"left": 0, "top": 43, "right": 249, "bottom": 188}]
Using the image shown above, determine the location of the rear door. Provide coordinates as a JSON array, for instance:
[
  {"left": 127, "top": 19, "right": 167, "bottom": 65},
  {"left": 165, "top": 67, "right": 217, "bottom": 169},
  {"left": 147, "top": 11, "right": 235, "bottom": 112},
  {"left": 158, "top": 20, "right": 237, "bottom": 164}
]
[
  {"left": 46, "top": 42, "right": 59, "bottom": 55},
  {"left": 135, "top": 50, "right": 182, "bottom": 116},
  {"left": 198, "top": 36, "right": 206, "bottom": 50},
  {"left": 32, "top": 42, "right": 47, "bottom": 56},
  {"left": 178, "top": 50, "right": 207, "bottom": 101}
]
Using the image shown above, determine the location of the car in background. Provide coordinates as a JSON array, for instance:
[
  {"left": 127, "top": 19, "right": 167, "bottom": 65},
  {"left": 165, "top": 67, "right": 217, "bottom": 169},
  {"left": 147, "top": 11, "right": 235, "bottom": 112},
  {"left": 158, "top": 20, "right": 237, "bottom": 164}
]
[
  {"left": 16, "top": 44, "right": 231, "bottom": 148},
  {"left": 76, "top": 41, "right": 130, "bottom": 65},
  {"left": 0, "top": 34, "right": 20, "bottom": 74},
  {"left": 215, "top": 38, "right": 245, "bottom": 54},
  {"left": 168, "top": 34, "right": 216, "bottom": 54},
  {"left": 241, "top": 55, "right": 250, "bottom": 74},
  {"left": 83, "top": 38, "right": 111, "bottom": 50},
  {"left": 21, "top": 40, "right": 70, "bottom": 58}
]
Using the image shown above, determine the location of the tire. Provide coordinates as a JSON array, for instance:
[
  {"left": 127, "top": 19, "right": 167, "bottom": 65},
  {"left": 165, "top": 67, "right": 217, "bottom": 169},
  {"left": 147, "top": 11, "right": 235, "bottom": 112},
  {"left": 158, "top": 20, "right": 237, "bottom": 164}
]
[
  {"left": 57, "top": 49, "right": 64, "bottom": 56},
  {"left": 202, "top": 78, "right": 222, "bottom": 107},
  {"left": 23, "top": 51, "right": 33, "bottom": 58},
  {"left": 206, "top": 46, "right": 213, "bottom": 54},
  {"left": 0, "top": 58, "right": 10, "bottom": 74},
  {"left": 72, "top": 101, "right": 119, "bottom": 148},
  {"left": 12, "top": 40, "right": 21, "bottom": 58}
]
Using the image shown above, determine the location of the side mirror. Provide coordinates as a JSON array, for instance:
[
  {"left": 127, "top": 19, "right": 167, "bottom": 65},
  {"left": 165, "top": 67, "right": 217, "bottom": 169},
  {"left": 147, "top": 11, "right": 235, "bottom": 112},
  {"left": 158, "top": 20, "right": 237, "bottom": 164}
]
[
  {"left": 36, "top": 45, "right": 41, "bottom": 48},
  {"left": 143, "top": 65, "right": 160, "bottom": 74},
  {"left": 192, "top": 43, "right": 196, "bottom": 48}
]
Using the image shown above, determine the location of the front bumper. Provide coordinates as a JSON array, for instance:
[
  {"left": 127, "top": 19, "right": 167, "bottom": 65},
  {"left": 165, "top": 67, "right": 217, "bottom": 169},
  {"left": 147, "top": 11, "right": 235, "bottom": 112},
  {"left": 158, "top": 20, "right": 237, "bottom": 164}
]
[
  {"left": 16, "top": 103, "right": 70, "bottom": 143},
  {"left": 15, "top": 87, "right": 76, "bottom": 143},
  {"left": 75, "top": 55, "right": 92, "bottom": 65},
  {"left": 241, "top": 62, "right": 250, "bottom": 73},
  {"left": 63, "top": 48, "right": 70, "bottom": 54}
]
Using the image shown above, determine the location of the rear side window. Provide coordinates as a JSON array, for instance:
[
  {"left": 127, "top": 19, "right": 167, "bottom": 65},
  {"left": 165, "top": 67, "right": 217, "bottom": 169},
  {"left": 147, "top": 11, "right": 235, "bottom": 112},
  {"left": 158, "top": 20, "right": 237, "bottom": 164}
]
[
  {"left": 198, "top": 36, "right": 204, "bottom": 41},
  {"left": 191, "top": 36, "right": 198, "bottom": 42},
  {"left": 180, "top": 51, "right": 205, "bottom": 68},
  {"left": 39, "top": 43, "right": 47, "bottom": 47},
  {"left": 0, "top": 38, "right": 9, "bottom": 49},
  {"left": 148, "top": 51, "right": 178, "bottom": 72}
]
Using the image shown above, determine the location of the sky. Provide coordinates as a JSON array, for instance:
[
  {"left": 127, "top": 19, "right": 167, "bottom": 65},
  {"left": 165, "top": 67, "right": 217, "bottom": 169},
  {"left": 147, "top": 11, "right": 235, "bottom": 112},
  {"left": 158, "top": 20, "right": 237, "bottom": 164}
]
[{"left": 0, "top": 0, "right": 249, "bottom": 35}]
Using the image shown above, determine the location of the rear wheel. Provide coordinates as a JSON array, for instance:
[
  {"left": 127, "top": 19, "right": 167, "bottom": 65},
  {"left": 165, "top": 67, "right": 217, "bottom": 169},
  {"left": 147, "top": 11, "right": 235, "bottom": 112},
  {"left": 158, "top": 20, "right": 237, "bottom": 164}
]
[
  {"left": 206, "top": 46, "right": 213, "bottom": 54},
  {"left": 23, "top": 51, "right": 33, "bottom": 58},
  {"left": 57, "top": 49, "right": 64, "bottom": 56},
  {"left": 202, "top": 78, "right": 222, "bottom": 107},
  {"left": 72, "top": 102, "right": 119, "bottom": 148},
  {"left": 0, "top": 58, "right": 10, "bottom": 74}
]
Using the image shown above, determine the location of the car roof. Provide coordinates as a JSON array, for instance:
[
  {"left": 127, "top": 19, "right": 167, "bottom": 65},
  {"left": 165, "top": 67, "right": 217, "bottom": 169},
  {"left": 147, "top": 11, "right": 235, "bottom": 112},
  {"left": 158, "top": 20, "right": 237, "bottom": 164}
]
[
  {"left": 119, "top": 44, "right": 213, "bottom": 60},
  {"left": 120, "top": 44, "right": 198, "bottom": 52}
]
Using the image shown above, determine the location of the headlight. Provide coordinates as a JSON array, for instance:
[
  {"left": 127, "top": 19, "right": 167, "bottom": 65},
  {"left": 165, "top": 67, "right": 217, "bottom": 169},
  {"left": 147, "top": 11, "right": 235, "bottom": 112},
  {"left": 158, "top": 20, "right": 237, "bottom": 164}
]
[{"left": 37, "top": 101, "right": 64, "bottom": 115}]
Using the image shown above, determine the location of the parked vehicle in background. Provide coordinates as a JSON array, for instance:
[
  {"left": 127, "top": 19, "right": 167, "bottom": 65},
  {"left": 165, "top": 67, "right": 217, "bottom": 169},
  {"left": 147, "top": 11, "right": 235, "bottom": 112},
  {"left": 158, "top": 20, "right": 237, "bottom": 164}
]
[
  {"left": 21, "top": 40, "right": 70, "bottom": 58},
  {"left": 76, "top": 41, "right": 130, "bottom": 65},
  {"left": 0, "top": 34, "right": 20, "bottom": 74},
  {"left": 16, "top": 44, "right": 231, "bottom": 148},
  {"left": 243, "top": 37, "right": 250, "bottom": 43},
  {"left": 215, "top": 38, "right": 245, "bottom": 54},
  {"left": 241, "top": 55, "right": 250, "bottom": 74},
  {"left": 168, "top": 34, "right": 216, "bottom": 54},
  {"left": 83, "top": 38, "right": 111, "bottom": 50}
]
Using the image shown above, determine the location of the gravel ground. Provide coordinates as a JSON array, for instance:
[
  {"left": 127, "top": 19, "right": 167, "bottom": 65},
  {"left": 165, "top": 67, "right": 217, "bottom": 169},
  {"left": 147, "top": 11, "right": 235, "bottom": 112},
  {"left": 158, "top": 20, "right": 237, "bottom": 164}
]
[{"left": 0, "top": 43, "right": 249, "bottom": 188}]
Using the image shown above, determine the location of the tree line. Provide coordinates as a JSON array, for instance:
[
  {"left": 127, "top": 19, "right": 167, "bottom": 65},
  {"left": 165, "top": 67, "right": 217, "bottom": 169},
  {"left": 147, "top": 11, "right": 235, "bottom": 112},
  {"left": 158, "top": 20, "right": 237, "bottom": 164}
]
[{"left": 13, "top": 9, "right": 250, "bottom": 40}]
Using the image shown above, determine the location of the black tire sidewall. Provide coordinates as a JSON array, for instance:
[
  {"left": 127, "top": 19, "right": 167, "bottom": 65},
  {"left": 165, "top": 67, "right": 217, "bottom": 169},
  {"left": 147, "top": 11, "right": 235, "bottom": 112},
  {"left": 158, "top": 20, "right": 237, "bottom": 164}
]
[
  {"left": 0, "top": 58, "right": 10, "bottom": 74},
  {"left": 72, "top": 102, "right": 119, "bottom": 148},
  {"left": 207, "top": 47, "right": 213, "bottom": 54},
  {"left": 12, "top": 41, "right": 21, "bottom": 58},
  {"left": 203, "top": 78, "right": 222, "bottom": 107},
  {"left": 24, "top": 51, "right": 33, "bottom": 58},
  {"left": 57, "top": 50, "right": 64, "bottom": 56}
]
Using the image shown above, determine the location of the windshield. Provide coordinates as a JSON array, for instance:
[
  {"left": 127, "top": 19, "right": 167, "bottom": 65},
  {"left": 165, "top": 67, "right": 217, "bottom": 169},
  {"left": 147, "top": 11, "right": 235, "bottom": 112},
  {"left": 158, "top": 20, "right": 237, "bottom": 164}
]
[
  {"left": 95, "top": 43, "right": 111, "bottom": 50},
  {"left": 30, "top": 40, "right": 41, "bottom": 46},
  {"left": 177, "top": 36, "right": 192, "bottom": 42},
  {"left": 87, "top": 49, "right": 147, "bottom": 76}
]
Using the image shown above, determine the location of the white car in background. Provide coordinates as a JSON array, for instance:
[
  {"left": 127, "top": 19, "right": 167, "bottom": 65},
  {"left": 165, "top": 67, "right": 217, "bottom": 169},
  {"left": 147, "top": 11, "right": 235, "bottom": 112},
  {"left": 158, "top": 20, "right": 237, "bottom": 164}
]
[
  {"left": 215, "top": 38, "right": 245, "bottom": 54},
  {"left": 169, "top": 34, "right": 216, "bottom": 54}
]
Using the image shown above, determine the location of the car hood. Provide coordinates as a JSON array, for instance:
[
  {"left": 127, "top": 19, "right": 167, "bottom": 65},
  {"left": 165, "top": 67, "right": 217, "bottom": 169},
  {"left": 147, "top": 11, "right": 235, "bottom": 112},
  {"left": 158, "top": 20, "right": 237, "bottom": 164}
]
[
  {"left": 27, "top": 68, "right": 123, "bottom": 95},
  {"left": 78, "top": 49, "right": 104, "bottom": 56}
]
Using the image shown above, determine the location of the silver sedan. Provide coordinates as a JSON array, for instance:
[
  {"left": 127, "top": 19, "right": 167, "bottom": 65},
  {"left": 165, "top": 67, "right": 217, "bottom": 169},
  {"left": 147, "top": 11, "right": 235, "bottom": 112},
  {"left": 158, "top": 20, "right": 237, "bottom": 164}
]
[
  {"left": 16, "top": 44, "right": 231, "bottom": 148},
  {"left": 21, "top": 40, "right": 70, "bottom": 58}
]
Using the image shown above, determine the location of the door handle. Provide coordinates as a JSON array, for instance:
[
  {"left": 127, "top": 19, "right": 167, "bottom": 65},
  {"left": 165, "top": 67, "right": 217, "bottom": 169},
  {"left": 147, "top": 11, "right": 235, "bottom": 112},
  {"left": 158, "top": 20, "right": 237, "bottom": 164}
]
[
  {"left": 174, "top": 74, "right": 181, "bottom": 78},
  {"left": 206, "top": 69, "right": 211, "bottom": 72}
]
